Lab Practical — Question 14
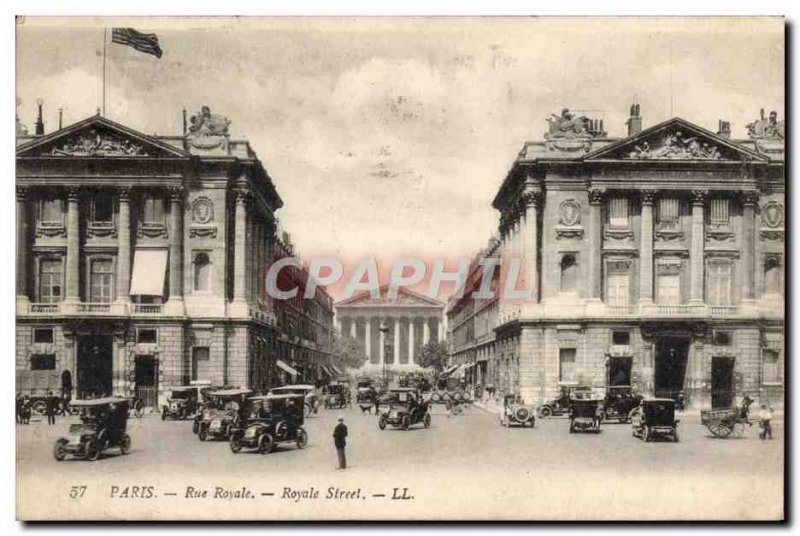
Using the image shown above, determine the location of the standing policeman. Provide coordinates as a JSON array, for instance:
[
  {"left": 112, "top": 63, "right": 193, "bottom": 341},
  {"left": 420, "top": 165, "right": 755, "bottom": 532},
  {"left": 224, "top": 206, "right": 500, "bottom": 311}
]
[{"left": 333, "top": 416, "right": 348, "bottom": 470}]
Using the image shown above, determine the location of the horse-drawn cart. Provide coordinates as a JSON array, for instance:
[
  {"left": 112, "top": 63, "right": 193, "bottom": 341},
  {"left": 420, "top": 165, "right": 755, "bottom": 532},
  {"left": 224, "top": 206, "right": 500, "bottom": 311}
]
[{"left": 700, "top": 395, "right": 754, "bottom": 439}]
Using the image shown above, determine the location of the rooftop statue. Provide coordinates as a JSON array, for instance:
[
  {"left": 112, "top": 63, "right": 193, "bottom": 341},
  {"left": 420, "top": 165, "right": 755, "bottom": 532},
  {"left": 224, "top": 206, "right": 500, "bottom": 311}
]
[
  {"left": 187, "top": 106, "right": 231, "bottom": 138},
  {"left": 545, "top": 108, "right": 605, "bottom": 140},
  {"left": 746, "top": 109, "right": 784, "bottom": 140}
]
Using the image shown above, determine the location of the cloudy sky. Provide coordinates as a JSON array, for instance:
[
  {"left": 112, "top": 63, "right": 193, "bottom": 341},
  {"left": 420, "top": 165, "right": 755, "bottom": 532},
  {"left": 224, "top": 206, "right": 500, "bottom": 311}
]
[{"left": 16, "top": 17, "right": 784, "bottom": 298}]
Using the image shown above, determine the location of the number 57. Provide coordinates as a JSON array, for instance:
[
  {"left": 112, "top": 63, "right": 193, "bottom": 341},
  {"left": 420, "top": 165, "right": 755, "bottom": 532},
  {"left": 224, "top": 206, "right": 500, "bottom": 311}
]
[{"left": 69, "top": 485, "right": 87, "bottom": 499}]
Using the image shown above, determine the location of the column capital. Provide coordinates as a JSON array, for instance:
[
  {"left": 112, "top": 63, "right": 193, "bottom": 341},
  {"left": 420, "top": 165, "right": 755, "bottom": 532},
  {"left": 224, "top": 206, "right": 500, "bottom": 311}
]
[
  {"left": 691, "top": 189, "right": 709, "bottom": 205},
  {"left": 67, "top": 187, "right": 82, "bottom": 201},
  {"left": 640, "top": 189, "right": 657, "bottom": 205},
  {"left": 16, "top": 186, "right": 28, "bottom": 201},
  {"left": 234, "top": 188, "right": 252, "bottom": 205},
  {"left": 740, "top": 190, "right": 760, "bottom": 206},
  {"left": 117, "top": 186, "right": 132, "bottom": 202},
  {"left": 522, "top": 190, "right": 542, "bottom": 209},
  {"left": 168, "top": 185, "right": 185, "bottom": 202},
  {"left": 587, "top": 187, "right": 606, "bottom": 205}
]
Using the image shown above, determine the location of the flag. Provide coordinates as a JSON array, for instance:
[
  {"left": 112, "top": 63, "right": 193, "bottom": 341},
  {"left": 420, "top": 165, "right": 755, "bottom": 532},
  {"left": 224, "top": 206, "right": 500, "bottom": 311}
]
[{"left": 111, "top": 28, "right": 163, "bottom": 59}]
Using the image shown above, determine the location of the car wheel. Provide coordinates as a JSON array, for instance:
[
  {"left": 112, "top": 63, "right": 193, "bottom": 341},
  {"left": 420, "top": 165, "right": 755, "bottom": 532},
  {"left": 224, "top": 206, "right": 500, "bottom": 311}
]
[
  {"left": 642, "top": 426, "right": 650, "bottom": 442},
  {"left": 423, "top": 413, "right": 431, "bottom": 428},
  {"left": 304, "top": 404, "right": 313, "bottom": 418},
  {"left": 401, "top": 415, "right": 410, "bottom": 431},
  {"left": 539, "top": 406, "right": 552, "bottom": 419},
  {"left": 192, "top": 422, "right": 199, "bottom": 434},
  {"left": 259, "top": 433, "right": 275, "bottom": 454},
  {"left": 120, "top": 434, "right": 132, "bottom": 455},
  {"left": 296, "top": 428, "right": 308, "bottom": 449},
  {"left": 275, "top": 421, "right": 288, "bottom": 440},
  {"left": 134, "top": 404, "right": 145, "bottom": 418},
  {"left": 229, "top": 437, "right": 242, "bottom": 453},
  {"left": 86, "top": 440, "right": 100, "bottom": 462},
  {"left": 53, "top": 439, "right": 67, "bottom": 461},
  {"left": 378, "top": 416, "right": 387, "bottom": 430},
  {"left": 198, "top": 428, "right": 207, "bottom": 441}
]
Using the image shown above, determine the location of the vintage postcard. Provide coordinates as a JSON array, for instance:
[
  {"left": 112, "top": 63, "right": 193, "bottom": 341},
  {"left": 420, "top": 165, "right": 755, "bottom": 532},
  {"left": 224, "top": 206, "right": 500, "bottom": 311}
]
[{"left": 14, "top": 16, "right": 785, "bottom": 521}]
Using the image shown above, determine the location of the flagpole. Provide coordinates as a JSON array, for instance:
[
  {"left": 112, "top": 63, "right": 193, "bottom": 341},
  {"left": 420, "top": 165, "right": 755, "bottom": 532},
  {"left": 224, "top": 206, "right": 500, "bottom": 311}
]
[{"left": 102, "top": 27, "right": 107, "bottom": 116}]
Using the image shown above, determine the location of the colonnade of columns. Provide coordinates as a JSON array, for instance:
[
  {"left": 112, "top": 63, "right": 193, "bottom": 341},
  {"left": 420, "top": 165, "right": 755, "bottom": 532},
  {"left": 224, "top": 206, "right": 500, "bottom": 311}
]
[{"left": 337, "top": 314, "right": 443, "bottom": 367}]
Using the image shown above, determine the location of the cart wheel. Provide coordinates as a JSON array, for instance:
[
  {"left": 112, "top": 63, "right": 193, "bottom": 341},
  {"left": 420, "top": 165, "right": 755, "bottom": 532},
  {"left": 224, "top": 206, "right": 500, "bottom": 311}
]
[
  {"left": 709, "top": 424, "right": 731, "bottom": 438},
  {"left": 32, "top": 400, "right": 47, "bottom": 415},
  {"left": 53, "top": 439, "right": 67, "bottom": 461},
  {"left": 642, "top": 426, "right": 650, "bottom": 442},
  {"left": 134, "top": 403, "right": 144, "bottom": 418},
  {"left": 229, "top": 437, "right": 242, "bottom": 453},
  {"left": 539, "top": 406, "right": 552, "bottom": 419},
  {"left": 401, "top": 415, "right": 411, "bottom": 431},
  {"left": 423, "top": 413, "right": 431, "bottom": 428},
  {"left": 732, "top": 422, "right": 745, "bottom": 438},
  {"left": 86, "top": 440, "right": 100, "bottom": 461},
  {"left": 120, "top": 434, "right": 131, "bottom": 454},
  {"left": 378, "top": 416, "right": 387, "bottom": 430},
  {"left": 259, "top": 433, "right": 275, "bottom": 454},
  {"left": 198, "top": 428, "right": 207, "bottom": 441},
  {"left": 296, "top": 428, "right": 308, "bottom": 449}
]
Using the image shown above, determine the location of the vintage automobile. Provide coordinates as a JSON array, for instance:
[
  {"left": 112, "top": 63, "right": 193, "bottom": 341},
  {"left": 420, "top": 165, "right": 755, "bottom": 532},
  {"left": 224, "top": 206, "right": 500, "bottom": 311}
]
[
  {"left": 600, "top": 386, "right": 644, "bottom": 423},
  {"left": 229, "top": 394, "right": 309, "bottom": 454},
  {"left": 324, "top": 380, "right": 351, "bottom": 409},
  {"left": 53, "top": 397, "right": 131, "bottom": 461},
  {"left": 268, "top": 385, "right": 319, "bottom": 417},
  {"left": 378, "top": 388, "right": 431, "bottom": 431},
  {"left": 499, "top": 394, "right": 536, "bottom": 428},
  {"left": 161, "top": 386, "right": 204, "bottom": 420},
  {"left": 632, "top": 398, "right": 680, "bottom": 442},
  {"left": 538, "top": 382, "right": 593, "bottom": 418},
  {"left": 194, "top": 388, "right": 252, "bottom": 441},
  {"left": 568, "top": 397, "right": 603, "bottom": 433}
]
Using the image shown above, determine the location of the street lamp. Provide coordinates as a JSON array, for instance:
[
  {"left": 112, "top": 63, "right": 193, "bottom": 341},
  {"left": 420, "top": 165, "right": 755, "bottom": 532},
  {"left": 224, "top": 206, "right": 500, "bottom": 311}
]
[{"left": 379, "top": 322, "right": 390, "bottom": 387}]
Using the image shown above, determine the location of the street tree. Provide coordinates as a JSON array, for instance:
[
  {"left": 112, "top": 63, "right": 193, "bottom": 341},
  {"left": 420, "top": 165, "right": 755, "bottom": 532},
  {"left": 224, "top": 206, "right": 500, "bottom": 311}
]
[
  {"left": 418, "top": 340, "right": 449, "bottom": 372},
  {"left": 332, "top": 334, "right": 369, "bottom": 370}
]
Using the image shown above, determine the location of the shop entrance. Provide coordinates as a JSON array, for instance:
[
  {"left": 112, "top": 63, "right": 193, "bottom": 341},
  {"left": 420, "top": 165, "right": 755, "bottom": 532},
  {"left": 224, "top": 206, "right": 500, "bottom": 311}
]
[
  {"left": 134, "top": 356, "right": 159, "bottom": 408},
  {"left": 654, "top": 336, "right": 690, "bottom": 400},
  {"left": 77, "top": 333, "right": 113, "bottom": 398},
  {"left": 711, "top": 356, "right": 735, "bottom": 409}
]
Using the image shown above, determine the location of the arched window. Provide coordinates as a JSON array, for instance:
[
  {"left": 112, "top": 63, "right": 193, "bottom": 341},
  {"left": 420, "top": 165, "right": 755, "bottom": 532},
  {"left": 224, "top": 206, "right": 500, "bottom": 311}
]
[
  {"left": 194, "top": 252, "right": 211, "bottom": 291},
  {"left": 764, "top": 257, "right": 782, "bottom": 295},
  {"left": 560, "top": 254, "right": 578, "bottom": 292}
]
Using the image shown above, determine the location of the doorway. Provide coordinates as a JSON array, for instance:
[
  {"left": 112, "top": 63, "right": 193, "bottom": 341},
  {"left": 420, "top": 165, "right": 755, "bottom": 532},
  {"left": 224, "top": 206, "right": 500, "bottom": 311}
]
[
  {"left": 711, "top": 357, "right": 735, "bottom": 409},
  {"left": 134, "top": 355, "right": 159, "bottom": 408},
  {"left": 654, "top": 336, "right": 690, "bottom": 400},
  {"left": 607, "top": 356, "right": 633, "bottom": 386},
  {"left": 77, "top": 333, "right": 113, "bottom": 398}
]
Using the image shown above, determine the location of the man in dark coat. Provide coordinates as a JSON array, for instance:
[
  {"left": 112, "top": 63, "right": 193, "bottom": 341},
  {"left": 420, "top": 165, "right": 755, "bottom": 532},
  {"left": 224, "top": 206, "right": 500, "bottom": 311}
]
[
  {"left": 333, "top": 416, "right": 348, "bottom": 470},
  {"left": 46, "top": 390, "right": 58, "bottom": 425}
]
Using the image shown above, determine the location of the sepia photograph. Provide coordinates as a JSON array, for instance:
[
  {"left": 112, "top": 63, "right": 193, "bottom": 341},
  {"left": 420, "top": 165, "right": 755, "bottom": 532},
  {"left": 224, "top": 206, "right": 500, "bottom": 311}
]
[{"left": 13, "top": 15, "right": 785, "bottom": 521}]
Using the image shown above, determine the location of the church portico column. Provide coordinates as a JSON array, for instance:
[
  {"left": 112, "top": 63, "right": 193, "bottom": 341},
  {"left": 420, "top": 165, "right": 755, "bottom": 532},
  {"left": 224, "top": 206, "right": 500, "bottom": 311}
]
[
  {"left": 423, "top": 317, "right": 431, "bottom": 346},
  {"left": 408, "top": 317, "right": 416, "bottom": 365},
  {"left": 378, "top": 319, "right": 386, "bottom": 366},
  {"left": 350, "top": 317, "right": 357, "bottom": 338},
  {"left": 393, "top": 317, "right": 401, "bottom": 366},
  {"left": 364, "top": 315, "right": 371, "bottom": 360}
]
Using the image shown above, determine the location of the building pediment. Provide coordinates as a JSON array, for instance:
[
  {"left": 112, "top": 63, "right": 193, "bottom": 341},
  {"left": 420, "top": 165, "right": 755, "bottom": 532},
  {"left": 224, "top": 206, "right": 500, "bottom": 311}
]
[
  {"left": 336, "top": 285, "right": 444, "bottom": 309},
  {"left": 16, "top": 115, "right": 190, "bottom": 159},
  {"left": 584, "top": 117, "right": 766, "bottom": 162}
]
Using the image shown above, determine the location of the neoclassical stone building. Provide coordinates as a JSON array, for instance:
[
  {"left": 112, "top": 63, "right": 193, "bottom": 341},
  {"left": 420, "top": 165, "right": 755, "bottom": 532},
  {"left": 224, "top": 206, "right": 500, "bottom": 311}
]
[
  {"left": 448, "top": 105, "right": 785, "bottom": 409},
  {"left": 335, "top": 286, "right": 445, "bottom": 373},
  {"left": 15, "top": 108, "right": 335, "bottom": 407}
]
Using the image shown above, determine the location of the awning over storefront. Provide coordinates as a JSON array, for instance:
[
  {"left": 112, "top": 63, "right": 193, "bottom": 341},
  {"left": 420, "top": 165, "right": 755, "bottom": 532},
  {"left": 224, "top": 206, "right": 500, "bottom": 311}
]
[
  {"left": 321, "top": 365, "right": 333, "bottom": 377},
  {"left": 463, "top": 362, "right": 477, "bottom": 370},
  {"left": 442, "top": 364, "right": 459, "bottom": 376},
  {"left": 129, "top": 249, "right": 168, "bottom": 296},
  {"left": 330, "top": 364, "right": 342, "bottom": 375},
  {"left": 276, "top": 359, "right": 299, "bottom": 376}
]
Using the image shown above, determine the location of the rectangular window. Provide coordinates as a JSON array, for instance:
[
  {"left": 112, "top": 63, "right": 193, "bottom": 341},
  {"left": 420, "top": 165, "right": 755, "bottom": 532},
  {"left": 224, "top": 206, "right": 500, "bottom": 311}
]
[
  {"left": 707, "top": 261, "right": 732, "bottom": 306},
  {"left": 762, "top": 349, "right": 780, "bottom": 384},
  {"left": 608, "top": 198, "right": 629, "bottom": 230},
  {"left": 612, "top": 331, "right": 630, "bottom": 346},
  {"left": 92, "top": 193, "right": 115, "bottom": 223},
  {"left": 559, "top": 348, "right": 576, "bottom": 382},
  {"left": 31, "top": 354, "right": 56, "bottom": 370},
  {"left": 658, "top": 198, "right": 680, "bottom": 230},
  {"left": 33, "top": 328, "right": 54, "bottom": 344},
  {"left": 713, "top": 331, "right": 732, "bottom": 346},
  {"left": 606, "top": 272, "right": 630, "bottom": 307},
  {"left": 39, "top": 258, "right": 62, "bottom": 303},
  {"left": 192, "top": 346, "right": 210, "bottom": 382},
  {"left": 39, "top": 197, "right": 63, "bottom": 224},
  {"left": 657, "top": 274, "right": 681, "bottom": 305},
  {"left": 89, "top": 258, "right": 114, "bottom": 303},
  {"left": 137, "top": 329, "right": 157, "bottom": 344},
  {"left": 142, "top": 196, "right": 165, "bottom": 224},
  {"left": 710, "top": 198, "right": 729, "bottom": 226}
]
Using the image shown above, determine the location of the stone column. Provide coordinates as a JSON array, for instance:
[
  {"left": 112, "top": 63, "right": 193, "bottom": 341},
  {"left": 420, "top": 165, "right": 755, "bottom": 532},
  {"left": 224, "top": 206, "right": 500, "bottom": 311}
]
[
  {"left": 393, "top": 317, "right": 400, "bottom": 366},
  {"left": 166, "top": 186, "right": 184, "bottom": 313},
  {"left": 65, "top": 188, "right": 80, "bottom": 302},
  {"left": 587, "top": 188, "right": 604, "bottom": 301},
  {"left": 435, "top": 317, "right": 442, "bottom": 342},
  {"left": 231, "top": 189, "right": 248, "bottom": 312},
  {"left": 639, "top": 190, "right": 656, "bottom": 304},
  {"left": 16, "top": 187, "right": 29, "bottom": 303},
  {"left": 116, "top": 187, "right": 131, "bottom": 303},
  {"left": 741, "top": 190, "right": 758, "bottom": 302},
  {"left": 378, "top": 320, "right": 386, "bottom": 366},
  {"left": 408, "top": 317, "right": 415, "bottom": 364},
  {"left": 523, "top": 189, "right": 541, "bottom": 301},
  {"left": 365, "top": 316, "right": 371, "bottom": 360},
  {"left": 690, "top": 190, "right": 707, "bottom": 304},
  {"left": 423, "top": 317, "right": 431, "bottom": 345},
  {"left": 350, "top": 317, "right": 357, "bottom": 338}
]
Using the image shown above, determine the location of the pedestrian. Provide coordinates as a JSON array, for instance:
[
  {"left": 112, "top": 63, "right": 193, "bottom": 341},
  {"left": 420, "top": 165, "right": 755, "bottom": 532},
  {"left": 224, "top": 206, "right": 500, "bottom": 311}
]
[
  {"left": 333, "top": 416, "right": 348, "bottom": 470},
  {"left": 46, "top": 390, "right": 57, "bottom": 425},
  {"left": 21, "top": 395, "right": 31, "bottom": 424},
  {"left": 15, "top": 393, "right": 22, "bottom": 424},
  {"left": 758, "top": 404, "right": 773, "bottom": 440}
]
